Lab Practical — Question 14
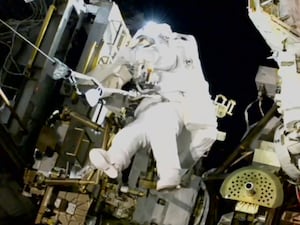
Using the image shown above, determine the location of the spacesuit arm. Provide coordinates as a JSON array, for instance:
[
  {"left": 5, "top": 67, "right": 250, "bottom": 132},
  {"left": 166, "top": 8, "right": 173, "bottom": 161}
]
[{"left": 86, "top": 62, "right": 132, "bottom": 89}]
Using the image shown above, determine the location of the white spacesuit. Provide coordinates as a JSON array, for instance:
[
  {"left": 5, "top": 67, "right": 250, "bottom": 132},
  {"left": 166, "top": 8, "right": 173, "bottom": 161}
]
[{"left": 88, "top": 22, "right": 218, "bottom": 190}]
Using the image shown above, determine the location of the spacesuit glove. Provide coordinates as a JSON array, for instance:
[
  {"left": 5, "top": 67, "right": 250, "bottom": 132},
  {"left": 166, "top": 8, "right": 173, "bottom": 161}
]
[
  {"left": 52, "top": 58, "right": 72, "bottom": 80},
  {"left": 127, "top": 89, "right": 141, "bottom": 98}
]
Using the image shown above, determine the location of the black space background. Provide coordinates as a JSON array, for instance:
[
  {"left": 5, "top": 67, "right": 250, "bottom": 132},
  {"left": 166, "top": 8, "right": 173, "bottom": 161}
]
[{"left": 0, "top": 0, "right": 277, "bottom": 167}]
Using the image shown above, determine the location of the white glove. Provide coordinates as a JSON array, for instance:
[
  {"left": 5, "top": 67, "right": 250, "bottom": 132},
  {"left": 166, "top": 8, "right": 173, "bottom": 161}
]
[{"left": 52, "top": 58, "right": 71, "bottom": 80}]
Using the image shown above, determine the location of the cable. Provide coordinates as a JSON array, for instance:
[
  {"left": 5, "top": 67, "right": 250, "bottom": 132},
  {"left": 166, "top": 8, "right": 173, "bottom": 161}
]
[
  {"left": 244, "top": 98, "right": 259, "bottom": 131},
  {"left": 0, "top": 18, "right": 55, "bottom": 64},
  {"left": 0, "top": 18, "right": 45, "bottom": 77},
  {"left": 244, "top": 90, "right": 265, "bottom": 133},
  {"left": 2, "top": 27, "right": 25, "bottom": 76},
  {"left": 296, "top": 185, "right": 300, "bottom": 204}
]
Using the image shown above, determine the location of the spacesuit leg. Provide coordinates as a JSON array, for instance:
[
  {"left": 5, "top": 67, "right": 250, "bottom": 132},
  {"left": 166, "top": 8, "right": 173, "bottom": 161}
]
[
  {"left": 107, "top": 101, "right": 183, "bottom": 177},
  {"left": 142, "top": 102, "right": 184, "bottom": 190},
  {"left": 90, "top": 101, "right": 184, "bottom": 190},
  {"left": 107, "top": 120, "right": 149, "bottom": 169},
  {"left": 89, "top": 118, "right": 148, "bottom": 178}
]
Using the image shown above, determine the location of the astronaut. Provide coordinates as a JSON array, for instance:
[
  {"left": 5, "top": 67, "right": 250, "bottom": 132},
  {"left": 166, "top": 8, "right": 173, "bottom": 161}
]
[{"left": 83, "top": 22, "right": 217, "bottom": 191}]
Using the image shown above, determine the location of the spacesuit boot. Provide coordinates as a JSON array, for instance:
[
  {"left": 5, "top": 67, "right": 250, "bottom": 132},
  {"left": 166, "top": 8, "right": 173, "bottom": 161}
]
[
  {"left": 156, "top": 168, "right": 181, "bottom": 191},
  {"left": 89, "top": 148, "right": 120, "bottom": 179}
]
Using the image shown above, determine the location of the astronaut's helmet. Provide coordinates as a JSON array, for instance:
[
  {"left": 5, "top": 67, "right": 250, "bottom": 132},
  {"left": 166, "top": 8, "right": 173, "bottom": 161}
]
[
  {"left": 130, "top": 22, "right": 174, "bottom": 47},
  {"left": 128, "top": 22, "right": 178, "bottom": 71}
]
